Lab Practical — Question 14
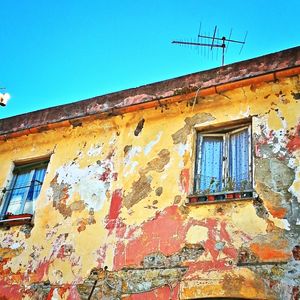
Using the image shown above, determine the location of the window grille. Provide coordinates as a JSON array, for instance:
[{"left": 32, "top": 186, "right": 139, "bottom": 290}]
[{"left": 1, "top": 160, "right": 48, "bottom": 218}]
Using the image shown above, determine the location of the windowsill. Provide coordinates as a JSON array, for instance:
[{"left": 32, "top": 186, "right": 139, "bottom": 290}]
[
  {"left": 186, "top": 197, "right": 254, "bottom": 206},
  {"left": 186, "top": 190, "right": 254, "bottom": 205},
  {"left": 0, "top": 214, "right": 33, "bottom": 227}
]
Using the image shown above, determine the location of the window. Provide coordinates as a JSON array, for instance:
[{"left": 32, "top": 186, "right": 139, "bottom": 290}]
[
  {"left": 193, "top": 124, "right": 252, "bottom": 199},
  {"left": 1, "top": 160, "right": 49, "bottom": 218}
]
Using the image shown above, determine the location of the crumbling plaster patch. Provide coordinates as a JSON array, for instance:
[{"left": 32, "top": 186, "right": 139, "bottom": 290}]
[
  {"left": 49, "top": 158, "right": 116, "bottom": 215},
  {"left": 255, "top": 158, "right": 294, "bottom": 195},
  {"left": 144, "top": 131, "right": 162, "bottom": 155},
  {"left": 123, "top": 149, "right": 170, "bottom": 209},
  {"left": 77, "top": 266, "right": 187, "bottom": 299},
  {"left": 171, "top": 112, "right": 215, "bottom": 144},
  {"left": 76, "top": 244, "right": 204, "bottom": 299},
  {"left": 253, "top": 114, "right": 299, "bottom": 230}
]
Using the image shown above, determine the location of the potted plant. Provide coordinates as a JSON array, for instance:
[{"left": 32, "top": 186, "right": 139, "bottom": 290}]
[
  {"left": 205, "top": 177, "right": 217, "bottom": 201},
  {"left": 189, "top": 196, "right": 199, "bottom": 203},
  {"left": 240, "top": 179, "right": 253, "bottom": 198},
  {"left": 207, "top": 194, "right": 215, "bottom": 201},
  {"left": 241, "top": 179, "right": 249, "bottom": 191},
  {"left": 234, "top": 192, "right": 241, "bottom": 198},
  {"left": 224, "top": 177, "right": 236, "bottom": 199},
  {"left": 232, "top": 181, "right": 243, "bottom": 199}
]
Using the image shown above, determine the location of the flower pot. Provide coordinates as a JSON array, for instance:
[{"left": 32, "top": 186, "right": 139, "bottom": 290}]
[
  {"left": 225, "top": 193, "right": 235, "bottom": 199},
  {"left": 189, "top": 196, "right": 199, "bottom": 203},
  {"left": 207, "top": 195, "right": 215, "bottom": 201}
]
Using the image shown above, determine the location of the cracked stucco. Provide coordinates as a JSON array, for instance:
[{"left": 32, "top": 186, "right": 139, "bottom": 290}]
[{"left": 0, "top": 75, "right": 299, "bottom": 299}]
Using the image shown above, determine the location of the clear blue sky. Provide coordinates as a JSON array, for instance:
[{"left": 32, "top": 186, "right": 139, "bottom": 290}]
[{"left": 1, "top": 0, "right": 299, "bottom": 119}]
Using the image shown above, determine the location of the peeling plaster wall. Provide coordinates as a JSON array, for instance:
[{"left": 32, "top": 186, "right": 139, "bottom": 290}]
[{"left": 0, "top": 75, "right": 299, "bottom": 299}]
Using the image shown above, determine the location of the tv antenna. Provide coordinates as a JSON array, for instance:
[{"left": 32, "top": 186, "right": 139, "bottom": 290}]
[{"left": 172, "top": 25, "right": 247, "bottom": 66}]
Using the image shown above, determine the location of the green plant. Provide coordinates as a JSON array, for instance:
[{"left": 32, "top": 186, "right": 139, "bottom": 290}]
[
  {"left": 215, "top": 181, "right": 220, "bottom": 193},
  {"left": 225, "top": 177, "right": 236, "bottom": 191},
  {"left": 203, "top": 177, "right": 216, "bottom": 194},
  {"left": 240, "top": 179, "right": 249, "bottom": 191}
]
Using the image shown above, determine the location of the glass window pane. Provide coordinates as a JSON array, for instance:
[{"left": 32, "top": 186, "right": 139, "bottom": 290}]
[
  {"left": 24, "top": 168, "right": 46, "bottom": 214},
  {"left": 6, "top": 172, "right": 31, "bottom": 214},
  {"left": 27, "top": 168, "right": 47, "bottom": 201},
  {"left": 229, "top": 128, "right": 250, "bottom": 190},
  {"left": 4, "top": 162, "right": 48, "bottom": 216},
  {"left": 199, "top": 136, "right": 223, "bottom": 193}
]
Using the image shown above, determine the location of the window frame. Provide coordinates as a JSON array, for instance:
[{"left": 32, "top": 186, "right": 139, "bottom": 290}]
[
  {"left": 1, "top": 159, "right": 49, "bottom": 219},
  {"left": 193, "top": 123, "right": 252, "bottom": 196}
]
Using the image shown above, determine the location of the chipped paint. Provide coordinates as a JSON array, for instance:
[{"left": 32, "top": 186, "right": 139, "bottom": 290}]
[
  {"left": 171, "top": 112, "right": 215, "bottom": 144},
  {"left": 0, "top": 49, "right": 300, "bottom": 299}
]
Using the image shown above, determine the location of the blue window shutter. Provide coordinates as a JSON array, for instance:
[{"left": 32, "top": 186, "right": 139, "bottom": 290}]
[
  {"left": 199, "top": 136, "right": 224, "bottom": 193},
  {"left": 229, "top": 128, "right": 250, "bottom": 190}
]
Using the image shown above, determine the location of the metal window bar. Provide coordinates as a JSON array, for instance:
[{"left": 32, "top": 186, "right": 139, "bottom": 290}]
[
  {"left": 3, "top": 181, "right": 43, "bottom": 192},
  {"left": 1, "top": 167, "right": 47, "bottom": 218}
]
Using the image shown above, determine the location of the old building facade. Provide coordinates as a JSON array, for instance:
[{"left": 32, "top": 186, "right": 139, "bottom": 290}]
[{"left": 0, "top": 46, "right": 299, "bottom": 299}]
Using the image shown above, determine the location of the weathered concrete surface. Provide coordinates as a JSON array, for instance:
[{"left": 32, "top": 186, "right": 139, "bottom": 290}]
[
  {"left": 0, "top": 48, "right": 300, "bottom": 299},
  {"left": 77, "top": 265, "right": 188, "bottom": 299}
]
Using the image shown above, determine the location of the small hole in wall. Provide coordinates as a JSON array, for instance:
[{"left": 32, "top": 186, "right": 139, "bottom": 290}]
[{"left": 292, "top": 245, "right": 300, "bottom": 261}]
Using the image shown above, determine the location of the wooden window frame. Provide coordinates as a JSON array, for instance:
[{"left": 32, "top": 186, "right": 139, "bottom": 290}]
[
  {"left": 189, "top": 120, "right": 253, "bottom": 203},
  {"left": 0, "top": 160, "right": 49, "bottom": 221}
]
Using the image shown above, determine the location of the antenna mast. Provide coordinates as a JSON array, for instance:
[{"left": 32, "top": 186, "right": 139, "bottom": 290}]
[{"left": 172, "top": 25, "right": 247, "bottom": 66}]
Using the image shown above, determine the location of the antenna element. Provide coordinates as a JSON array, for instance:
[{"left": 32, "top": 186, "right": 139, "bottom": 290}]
[{"left": 172, "top": 25, "right": 247, "bottom": 66}]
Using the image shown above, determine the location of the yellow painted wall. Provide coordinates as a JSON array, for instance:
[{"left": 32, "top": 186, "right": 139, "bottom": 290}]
[{"left": 0, "top": 76, "right": 299, "bottom": 299}]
